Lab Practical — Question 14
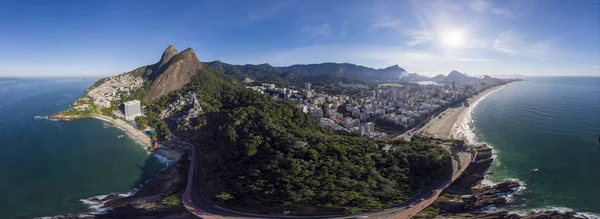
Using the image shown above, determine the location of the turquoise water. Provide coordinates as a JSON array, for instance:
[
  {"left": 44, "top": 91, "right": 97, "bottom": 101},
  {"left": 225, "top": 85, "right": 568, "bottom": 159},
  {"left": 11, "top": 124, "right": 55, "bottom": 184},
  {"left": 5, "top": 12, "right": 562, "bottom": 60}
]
[
  {"left": 471, "top": 77, "right": 600, "bottom": 215},
  {"left": 0, "top": 78, "right": 166, "bottom": 218}
]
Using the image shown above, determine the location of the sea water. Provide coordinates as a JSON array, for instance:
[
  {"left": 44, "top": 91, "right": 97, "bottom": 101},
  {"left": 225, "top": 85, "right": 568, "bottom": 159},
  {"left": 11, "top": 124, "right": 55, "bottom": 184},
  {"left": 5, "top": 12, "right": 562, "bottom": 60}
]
[
  {"left": 0, "top": 77, "right": 166, "bottom": 218},
  {"left": 466, "top": 77, "right": 600, "bottom": 216}
]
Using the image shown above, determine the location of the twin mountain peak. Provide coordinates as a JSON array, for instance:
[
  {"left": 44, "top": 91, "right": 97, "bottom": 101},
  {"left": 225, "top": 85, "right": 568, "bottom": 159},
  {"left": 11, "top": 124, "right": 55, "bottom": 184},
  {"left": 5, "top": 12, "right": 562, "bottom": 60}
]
[{"left": 122, "top": 45, "right": 480, "bottom": 100}]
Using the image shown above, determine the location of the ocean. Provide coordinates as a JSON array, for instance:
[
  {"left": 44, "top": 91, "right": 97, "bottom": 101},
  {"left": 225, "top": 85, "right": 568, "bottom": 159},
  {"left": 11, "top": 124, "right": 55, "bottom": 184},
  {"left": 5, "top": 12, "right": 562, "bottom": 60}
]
[
  {"left": 0, "top": 77, "right": 166, "bottom": 218},
  {"left": 464, "top": 76, "right": 600, "bottom": 216}
]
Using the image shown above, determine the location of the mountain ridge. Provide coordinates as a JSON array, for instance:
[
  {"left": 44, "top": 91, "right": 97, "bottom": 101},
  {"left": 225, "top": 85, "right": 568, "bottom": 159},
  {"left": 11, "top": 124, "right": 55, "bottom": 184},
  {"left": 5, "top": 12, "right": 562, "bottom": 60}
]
[{"left": 204, "top": 61, "right": 410, "bottom": 82}]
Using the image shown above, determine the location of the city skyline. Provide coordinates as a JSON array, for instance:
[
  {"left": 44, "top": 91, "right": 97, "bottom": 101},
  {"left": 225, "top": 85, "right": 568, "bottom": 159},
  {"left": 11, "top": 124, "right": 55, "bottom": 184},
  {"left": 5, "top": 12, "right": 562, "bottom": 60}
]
[{"left": 0, "top": 0, "right": 599, "bottom": 77}]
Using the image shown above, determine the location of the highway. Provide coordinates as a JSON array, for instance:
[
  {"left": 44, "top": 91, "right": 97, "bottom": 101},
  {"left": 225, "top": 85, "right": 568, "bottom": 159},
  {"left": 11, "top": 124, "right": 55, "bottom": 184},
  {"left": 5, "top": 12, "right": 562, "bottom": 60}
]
[{"left": 182, "top": 143, "right": 473, "bottom": 219}]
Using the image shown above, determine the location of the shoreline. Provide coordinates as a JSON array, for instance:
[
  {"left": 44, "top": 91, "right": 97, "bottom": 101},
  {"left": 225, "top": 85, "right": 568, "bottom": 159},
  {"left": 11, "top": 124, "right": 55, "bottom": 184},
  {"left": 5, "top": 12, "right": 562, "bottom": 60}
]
[
  {"left": 419, "top": 83, "right": 512, "bottom": 140},
  {"left": 89, "top": 115, "right": 182, "bottom": 162},
  {"left": 451, "top": 83, "right": 511, "bottom": 142}
]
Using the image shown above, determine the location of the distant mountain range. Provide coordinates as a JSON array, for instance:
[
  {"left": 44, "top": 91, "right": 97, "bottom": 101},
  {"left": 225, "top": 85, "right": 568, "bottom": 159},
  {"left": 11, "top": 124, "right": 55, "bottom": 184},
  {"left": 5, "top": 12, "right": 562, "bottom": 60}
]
[
  {"left": 205, "top": 60, "right": 492, "bottom": 85},
  {"left": 204, "top": 61, "right": 409, "bottom": 82}
]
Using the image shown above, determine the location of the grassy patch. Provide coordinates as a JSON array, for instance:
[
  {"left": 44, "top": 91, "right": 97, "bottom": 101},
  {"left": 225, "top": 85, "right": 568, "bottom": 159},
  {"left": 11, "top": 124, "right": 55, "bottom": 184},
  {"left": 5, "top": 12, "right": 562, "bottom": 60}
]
[
  {"left": 162, "top": 194, "right": 182, "bottom": 207},
  {"left": 412, "top": 193, "right": 456, "bottom": 219}
]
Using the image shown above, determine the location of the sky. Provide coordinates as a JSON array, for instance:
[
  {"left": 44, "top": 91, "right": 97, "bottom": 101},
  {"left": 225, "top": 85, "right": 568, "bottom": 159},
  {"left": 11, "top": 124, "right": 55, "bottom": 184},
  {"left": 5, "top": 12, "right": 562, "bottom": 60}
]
[{"left": 0, "top": 0, "right": 599, "bottom": 77}]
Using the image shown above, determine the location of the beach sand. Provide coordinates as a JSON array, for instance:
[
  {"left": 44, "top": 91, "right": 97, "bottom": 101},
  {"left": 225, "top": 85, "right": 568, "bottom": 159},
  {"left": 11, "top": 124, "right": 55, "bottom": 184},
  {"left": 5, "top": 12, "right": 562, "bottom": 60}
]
[
  {"left": 420, "top": 84, "right": 510, "bottom": 140},
  {"left": 91, "top": 115, "right": 153, "bottom": 149},
  {"left": 90, "top": 115, "right": 183, "bottom": 161}
]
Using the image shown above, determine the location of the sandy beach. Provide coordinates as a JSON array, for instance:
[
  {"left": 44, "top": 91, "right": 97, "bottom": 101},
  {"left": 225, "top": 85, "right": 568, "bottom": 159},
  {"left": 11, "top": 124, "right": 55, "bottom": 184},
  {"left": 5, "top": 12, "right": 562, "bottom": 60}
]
[
  {"left": 420, "top": 83, "right": 511, "bottom": 140},
  {"left": 91, "top": 115, "right": 153, "bottom": 149},
  {"left": 90, "top": 115, "right": 183, "bottom": 161}
]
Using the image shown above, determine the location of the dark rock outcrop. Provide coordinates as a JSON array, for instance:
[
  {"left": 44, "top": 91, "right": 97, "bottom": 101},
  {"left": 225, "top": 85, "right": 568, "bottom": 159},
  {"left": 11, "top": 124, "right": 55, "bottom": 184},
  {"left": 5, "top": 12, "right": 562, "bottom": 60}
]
[
  {"left": 146, "top": 47, "right": 203, "bottom": 100},
  {"left": 436, "top": 144, "right": 585, "bottom": 219},
  {"left": 158, "top": 45, "right": 178, "bottom": 68}
]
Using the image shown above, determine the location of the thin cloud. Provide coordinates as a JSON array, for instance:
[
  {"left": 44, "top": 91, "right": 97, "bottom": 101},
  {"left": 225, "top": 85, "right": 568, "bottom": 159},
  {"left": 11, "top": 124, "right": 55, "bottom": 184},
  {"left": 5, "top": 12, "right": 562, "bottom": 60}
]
[
  {"left": 302, "top": 23, "right": 332, "bottom": 38},
  {"left": 468, "top": 0, "right": 517, "bottom": 19},
  {"left": 468, "top": 0, "right": 488, "bottom": 13},
  {"left": 490, "top": 8, "right": 518, "bottom": 19},
  {"left": 371, "top": 14, "right": 402, "bottom": 31},
  {"left": 589, "top": 65, "right": 600, "bottom": 69},
  {"left": 493, "top": 31, "right": 553, "bottom": 60},
  {"left": 404, "top": 29, "right": 436, "bottom": 46}
]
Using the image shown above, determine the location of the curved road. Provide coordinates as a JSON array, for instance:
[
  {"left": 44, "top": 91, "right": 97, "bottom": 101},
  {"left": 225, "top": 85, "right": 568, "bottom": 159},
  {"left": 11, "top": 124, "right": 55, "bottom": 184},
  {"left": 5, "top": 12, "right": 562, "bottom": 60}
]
[{"left": 183, "top": 144, "right": 473, "bottom": 219}]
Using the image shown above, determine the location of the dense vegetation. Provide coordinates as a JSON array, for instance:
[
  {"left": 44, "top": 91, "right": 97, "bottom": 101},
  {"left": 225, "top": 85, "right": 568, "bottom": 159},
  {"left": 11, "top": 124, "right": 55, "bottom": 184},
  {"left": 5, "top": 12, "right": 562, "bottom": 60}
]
[
  {"left": 148, "top": 67, "right": 453, "bottom": 213},
  {"left": 204, "top": 61, "right": 395, "bottom": 86}
]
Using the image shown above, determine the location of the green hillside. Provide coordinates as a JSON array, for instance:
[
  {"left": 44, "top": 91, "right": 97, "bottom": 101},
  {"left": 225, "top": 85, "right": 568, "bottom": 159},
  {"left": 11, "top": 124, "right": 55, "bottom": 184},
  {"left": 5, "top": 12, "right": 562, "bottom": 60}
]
[{"left": 147, "top": 67, "right": 453, "bottom": 213}]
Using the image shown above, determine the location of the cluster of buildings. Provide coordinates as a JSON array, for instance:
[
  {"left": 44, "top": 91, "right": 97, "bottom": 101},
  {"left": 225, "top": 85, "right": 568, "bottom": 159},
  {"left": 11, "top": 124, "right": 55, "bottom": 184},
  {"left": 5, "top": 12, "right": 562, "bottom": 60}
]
[
  {"left": 86, "top": 74, "right": 144, "bottom": 108},
  {"left": 246, "top": 79, "right": 508, "bottom": 139},
  {"left": 167, "top": 91, "right": 203, "bottom": 131}
]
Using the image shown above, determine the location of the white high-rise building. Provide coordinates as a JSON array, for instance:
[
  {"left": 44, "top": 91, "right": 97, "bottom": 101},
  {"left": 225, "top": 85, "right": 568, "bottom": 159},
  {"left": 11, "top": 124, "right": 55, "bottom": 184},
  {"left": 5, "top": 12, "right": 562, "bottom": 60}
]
[
  {"left": 304, "top": 82, "right": 311, "bottom": 91},
  {"left": 124, "top": 100, "right": 142, "bottom": 121}
]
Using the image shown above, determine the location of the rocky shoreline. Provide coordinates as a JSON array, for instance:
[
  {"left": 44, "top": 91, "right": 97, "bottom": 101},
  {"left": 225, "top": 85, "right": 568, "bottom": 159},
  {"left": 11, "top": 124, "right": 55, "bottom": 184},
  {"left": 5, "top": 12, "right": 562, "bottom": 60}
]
[
  {"left": 432, "top": 144, "right": 584, "bottom": 219},
  {"left": 42, "top": 158, "right": 193, "bottom": 219},
  {"left": 48, "top": 112, "right": 87, "bottom": 121}
]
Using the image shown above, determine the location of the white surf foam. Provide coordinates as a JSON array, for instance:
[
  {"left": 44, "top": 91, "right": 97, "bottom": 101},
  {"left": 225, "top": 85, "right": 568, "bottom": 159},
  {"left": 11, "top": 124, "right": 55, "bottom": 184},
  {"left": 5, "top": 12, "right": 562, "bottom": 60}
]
[
  {"left": 79, "top": 191, "right": 135, "bottom": 215},
  {"left": 33, "top": 115, "right": 48, "bottom": 120},
  {"left": 510, "top": 206, "right": 600, "bottom": 219}
]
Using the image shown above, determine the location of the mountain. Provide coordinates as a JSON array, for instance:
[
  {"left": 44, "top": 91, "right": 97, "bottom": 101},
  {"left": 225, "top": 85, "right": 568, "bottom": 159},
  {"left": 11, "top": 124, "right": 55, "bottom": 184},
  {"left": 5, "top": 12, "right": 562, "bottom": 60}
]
[
  {"left": 56, "top": 45, "right": 454, "bottom": 216},
  {"left": 145, "top": 46, "right": 203, "bottom": 99},
  {"left": 398, "top": 72, "right": 431, "bottom": 82},
  {"left": 433, "top": 70, "right": 478, "bottom": 84},
  {"left": 278, "top": 63, "right": 408, "bottom": 81},
  {"left": 204, "top": 61, "right": 409, "bottom": 82},
  {"left": 431, "top": 74, "right": 446, "bottom": 82}
]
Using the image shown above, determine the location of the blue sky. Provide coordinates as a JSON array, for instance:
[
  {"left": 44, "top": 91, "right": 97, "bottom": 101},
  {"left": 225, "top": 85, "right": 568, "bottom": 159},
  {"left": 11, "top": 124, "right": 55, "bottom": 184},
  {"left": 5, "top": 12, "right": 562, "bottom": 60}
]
[{"left": 0, "top": 0, "right": 599, "bottom": 77}]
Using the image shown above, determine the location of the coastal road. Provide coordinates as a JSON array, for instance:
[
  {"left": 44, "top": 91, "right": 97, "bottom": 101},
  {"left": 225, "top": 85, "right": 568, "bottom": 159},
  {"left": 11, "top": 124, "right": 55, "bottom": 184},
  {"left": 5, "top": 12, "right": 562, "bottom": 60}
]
[{"left": 182, "top": 142, "right": 474, "bottom": 219}]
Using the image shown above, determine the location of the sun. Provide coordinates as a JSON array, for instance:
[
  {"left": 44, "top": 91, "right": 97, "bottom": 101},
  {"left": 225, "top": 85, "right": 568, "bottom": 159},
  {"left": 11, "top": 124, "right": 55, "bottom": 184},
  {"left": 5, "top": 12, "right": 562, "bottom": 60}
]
[{"left": 442, "top": 30, "right": 465, "bottom": 48}]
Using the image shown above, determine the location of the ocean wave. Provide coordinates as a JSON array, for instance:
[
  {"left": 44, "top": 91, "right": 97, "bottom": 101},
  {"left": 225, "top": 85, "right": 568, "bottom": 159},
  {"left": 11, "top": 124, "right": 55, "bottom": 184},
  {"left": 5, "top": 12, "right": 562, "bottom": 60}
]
[
  {"left": 152, "top": 153, "right": 173, "bottom": 165},
  {"left": 79, "top": 191, "right": 135, "bottom": 215},
  {"left": 33, "top": 115, "right": 48, "bottom": 120},
  {"left": 510, "top": 206, "right": 600, "bottom": 219}
]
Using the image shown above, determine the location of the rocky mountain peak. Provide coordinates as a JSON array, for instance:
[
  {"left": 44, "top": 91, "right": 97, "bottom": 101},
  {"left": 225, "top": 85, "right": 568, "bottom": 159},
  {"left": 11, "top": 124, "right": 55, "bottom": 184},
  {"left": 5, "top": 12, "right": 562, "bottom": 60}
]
[
  {"left": 146, "top": 47, "right": 203, "bottom": 100},
  {"left": 159, "top": 45, "right": 179, "bottom": 67},
  {"left": 448, "top": 70, "right": 463, "bottom": 76}
]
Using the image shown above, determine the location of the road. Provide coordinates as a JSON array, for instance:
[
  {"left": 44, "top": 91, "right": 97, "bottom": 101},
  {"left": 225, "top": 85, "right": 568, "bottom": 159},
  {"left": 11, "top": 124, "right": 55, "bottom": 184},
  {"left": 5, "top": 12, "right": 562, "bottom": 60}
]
[{"left": 182, "top": 142, "right": 474, "bottom": 219}]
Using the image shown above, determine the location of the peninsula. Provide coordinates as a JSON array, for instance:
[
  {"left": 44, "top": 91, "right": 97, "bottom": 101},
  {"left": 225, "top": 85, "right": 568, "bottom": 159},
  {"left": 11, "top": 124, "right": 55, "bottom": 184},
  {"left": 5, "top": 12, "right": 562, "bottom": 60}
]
[{"left": 47, "top": 45, "right": 578, "bottom": 219}]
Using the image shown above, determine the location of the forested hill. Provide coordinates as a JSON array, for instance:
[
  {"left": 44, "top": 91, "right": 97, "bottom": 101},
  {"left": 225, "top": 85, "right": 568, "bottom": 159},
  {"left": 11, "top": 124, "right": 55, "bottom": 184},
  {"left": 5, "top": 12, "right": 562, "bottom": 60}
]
[
  {"left": 147, "top": 66, "right": 453, "bottom": 214},
  {"left": 204, "top": 60, "right": 409, "bottom": 82}
]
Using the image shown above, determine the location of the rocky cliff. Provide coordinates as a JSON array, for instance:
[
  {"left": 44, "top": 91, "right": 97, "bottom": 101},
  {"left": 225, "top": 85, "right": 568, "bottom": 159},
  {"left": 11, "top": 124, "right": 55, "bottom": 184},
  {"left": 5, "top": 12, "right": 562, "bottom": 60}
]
[{"left": 146, "top": 47, "right": 203, "bottom": 100}]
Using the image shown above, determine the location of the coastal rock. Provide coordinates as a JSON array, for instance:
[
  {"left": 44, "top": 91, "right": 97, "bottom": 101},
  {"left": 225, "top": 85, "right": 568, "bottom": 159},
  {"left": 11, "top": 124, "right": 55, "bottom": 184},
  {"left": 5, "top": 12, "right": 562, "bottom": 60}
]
[
  {"left": 438, "top": 210, "right": 581, "bottom": 219},
  {"left": 103, "top": 159, "right": 189, "bottom": 209},
  {"left": 467, "top": 181, "right": 520, "bottom": 209},
  {"left": 435, "top": 144, "right": 586, "bottom": 219},
  {"left": 47, "top": 113, "right": 86, "bottom": 121},
  {"left": 521, "top": 211, "right": 579, "bottom": 219}
]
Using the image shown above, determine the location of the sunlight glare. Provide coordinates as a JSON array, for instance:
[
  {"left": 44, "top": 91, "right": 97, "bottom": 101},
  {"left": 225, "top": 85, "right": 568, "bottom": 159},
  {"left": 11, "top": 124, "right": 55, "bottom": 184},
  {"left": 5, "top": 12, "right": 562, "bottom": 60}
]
[{"left": 442, "top": 30, "right": 464, "bottom": 48}]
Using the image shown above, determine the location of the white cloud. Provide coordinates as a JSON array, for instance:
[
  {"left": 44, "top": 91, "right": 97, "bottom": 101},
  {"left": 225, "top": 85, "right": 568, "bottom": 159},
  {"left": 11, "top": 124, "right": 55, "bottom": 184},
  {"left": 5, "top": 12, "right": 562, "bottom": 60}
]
[
  {"left": 493, "top": 31, "right": 553, "bottom": 60},
  {"left": 468, "top": 0, "right": 516, "bottom": 19},
  {"left": 405, "top": 29, "right": 435, "bottom": 46},
  {"left": 371, "top": 14, "right": 402, "bottom": 31},
  {"left": 589, "top": 65, "right": 600, "bottom": 69},
  {"left": 302, "top": 23, "right": 332, "bottom": 38},
  {"left": 468, "top": 0, "right": 488, "bottom": 13},
  {"left": 490, "top": 8, "right": 518, "bottom": 19}
]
